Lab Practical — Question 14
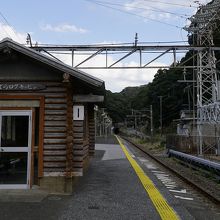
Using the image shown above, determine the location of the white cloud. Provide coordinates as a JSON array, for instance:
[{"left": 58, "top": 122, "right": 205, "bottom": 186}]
[
  {"left": 40, "top": 23, "right": 88, "bottom": 34},
  {"left": 0, "top": 22, "right": 26, "bottom": 44}
]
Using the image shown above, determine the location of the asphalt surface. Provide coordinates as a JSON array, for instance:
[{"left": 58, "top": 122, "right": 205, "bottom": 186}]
[
  {"left": 0, "top": 136, "right": 160, "bottom": 220},
  {"left": 60, "top": 145, "right": 161, "bottom": 220},
  {"left": 0, "top": 135, "right": 218, "bottom": 219}
]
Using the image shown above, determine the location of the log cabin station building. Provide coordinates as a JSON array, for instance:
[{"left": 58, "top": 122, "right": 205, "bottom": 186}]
[{"left": 0, "top": 38, "right": 105, "bottom": 192}]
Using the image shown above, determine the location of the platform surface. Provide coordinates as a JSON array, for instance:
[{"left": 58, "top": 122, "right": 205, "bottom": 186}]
[{"left": 0, "top": 136, "right": 218, "bottom": 220}]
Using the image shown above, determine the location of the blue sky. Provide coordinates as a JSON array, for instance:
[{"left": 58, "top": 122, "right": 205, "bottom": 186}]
[{"left": 0, "top": 0, "right": 210, "bottom": 91}]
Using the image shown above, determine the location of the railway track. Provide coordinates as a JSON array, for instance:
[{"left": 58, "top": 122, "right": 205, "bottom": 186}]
[{"left": 120, "top": 135, "right": 220, "bottom": 205}]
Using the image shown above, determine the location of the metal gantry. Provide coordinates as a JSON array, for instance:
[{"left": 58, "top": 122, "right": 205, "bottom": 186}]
[
  {"left": 185, "top": 0, "right": 220, "bottom": 155},
  {"left": 30, "top": 43, "right": 220, "bottom": 69}
]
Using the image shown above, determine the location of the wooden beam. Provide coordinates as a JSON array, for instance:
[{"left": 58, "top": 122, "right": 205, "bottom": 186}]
[{"left": 73, "top": 94, "right": 104, "bottom": 103}]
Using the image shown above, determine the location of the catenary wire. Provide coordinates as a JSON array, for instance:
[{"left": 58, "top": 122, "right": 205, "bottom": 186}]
[
  {"left": 84, "top": 0, "right": 183, "bottom": 29},
  {"left": 91, "top": 0, "right": 190, "bottom": 18},
  {"left": 142, "top": 0, "right": 198, "bottom": 8}
]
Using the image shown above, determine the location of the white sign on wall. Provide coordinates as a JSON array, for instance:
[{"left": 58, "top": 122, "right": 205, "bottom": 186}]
[{"left": 73, "top": 105, "right": 84, "bottom": 120}]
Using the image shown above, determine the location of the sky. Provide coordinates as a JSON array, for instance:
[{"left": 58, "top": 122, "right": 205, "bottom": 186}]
[{"left": 0, "top": 0, "right": 210, "bottom": 92}]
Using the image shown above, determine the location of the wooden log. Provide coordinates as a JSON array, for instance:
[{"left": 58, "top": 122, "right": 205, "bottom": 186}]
[
  {"left": 44, "top": 121, "right": 66, "bottom": 126},
  {"left": 45, "top": 110, "right": 66, "bottom": 115},
  {"left": 73, "top": 121, "right": 84, "bottom": 127},
  {"left": 45, "top": 98, "right": 67, "bottom": 104},
  {"left": 44, "top": 150, "right": 66, "bottom": 156},
  {"left": 73, "top": 133, "right": 84, "bottom": 138},
  {"left": 73, "top": 150, "right": 84, "bottom": 156},
  {"left": 44, "top": 156, "right": 66, "bottom": 161},
  {"left": 44, "top": 127, "right": 67, "bottom": 132},
  {"left": 44, "top": 93, "right": 66, "bottom": 98},
  {"left": 73, "top": 126, "right": 84, "bottom": 132},
  {"left": 44, "top": 144, "right": 66, "bottom": 150},
  {"left": 44, "top": 139, "right": 66, "bottom": 144},
  {"left": 45, "top": 104, "right": 67, "bottom": 110},
  {"left": 44, "top": 162, "right": 66, "bottom": 168},
  {"left": 44, "top": 168, "right": 65, "bottom": 174},
  {"left": 44, "top": 115, "right": 66, "bottom": 121},
  {"left": 44, "top": 168, "right": 66, "bottom": 172},
  {"left": 44, "top": 133, "right": 66, "bottom": 138}
]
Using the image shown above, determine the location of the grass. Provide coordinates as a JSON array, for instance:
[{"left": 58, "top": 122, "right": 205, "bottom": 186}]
[{"left": 130, "top": 135, "right": 166, "bottom": 152}]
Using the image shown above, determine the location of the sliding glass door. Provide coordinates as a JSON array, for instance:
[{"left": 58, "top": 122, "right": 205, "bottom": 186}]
[{"left": 0, "top": 111, "right": 32, "bottom": 189}]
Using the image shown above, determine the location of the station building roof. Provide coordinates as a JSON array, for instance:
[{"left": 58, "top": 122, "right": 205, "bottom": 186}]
[{"left": 0, "top": 38, "right": 105, "bottom": 94}]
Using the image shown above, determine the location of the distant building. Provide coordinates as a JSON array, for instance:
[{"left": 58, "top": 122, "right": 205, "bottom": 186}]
[{"left": 176, "top": 110, "right": 197, "bottom": 136}]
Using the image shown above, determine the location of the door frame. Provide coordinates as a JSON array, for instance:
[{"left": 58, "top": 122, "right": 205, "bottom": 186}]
[
  {"left": 0, "top": 95, "right": 45, "bottom": 179},
  {"left": 0, "top": 110, "right": 32, "bottom": 189}
]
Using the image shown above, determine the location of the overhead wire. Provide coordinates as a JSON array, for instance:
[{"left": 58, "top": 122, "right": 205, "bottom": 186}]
[
  {"left": 36, "top": 39, "right": 187, "bottom": 47},
  {"left": 142, "top": 0, "right": 198, "bottom": 8},
  {"left": 84, "top": 0, "right": 183, "bottom": 29},
  {"left": 92, "top": 0, "right": 190, "bottom": 18}
]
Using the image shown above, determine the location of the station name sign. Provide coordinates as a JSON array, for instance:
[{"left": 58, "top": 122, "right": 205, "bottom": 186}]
[{"left": 0, "top": 83, "right": 46, "bottom": 91}]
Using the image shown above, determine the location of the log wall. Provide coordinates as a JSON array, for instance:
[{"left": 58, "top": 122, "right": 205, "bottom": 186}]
[
  {"left": 83, "top": 104, "right": 89, "bottom": 160},
  {"left": 73, "top": 120, "right": 84, "bottom": 175},
  {"left": 40, "top": 83, "right": 68, "bottom": 176},
  {"left": 72, "top": 103, "right": 91, "bottom": 176},
  {"left": 0, "top": 82, "right": 68, "bottom": 177},
  {"left": 0, "top": 82, "right": 96, "bottom": 178}
]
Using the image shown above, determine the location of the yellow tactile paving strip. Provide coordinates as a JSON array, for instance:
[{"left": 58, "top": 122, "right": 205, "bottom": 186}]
[{"left": 116, "top": 136, "right": 180, "bottom": 220}]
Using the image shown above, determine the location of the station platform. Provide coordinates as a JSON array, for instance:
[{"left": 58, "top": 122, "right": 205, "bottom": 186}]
[
  {"left": 60, "top": 136, "right": 193, "bottom": 220},
  {"left": 1, "top": 136, "right": 218, "bottom": 220}
]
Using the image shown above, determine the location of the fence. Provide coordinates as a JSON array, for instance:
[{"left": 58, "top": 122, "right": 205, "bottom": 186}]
[{"left": 166, "top": 134, "right": 220, "bottom": 155}]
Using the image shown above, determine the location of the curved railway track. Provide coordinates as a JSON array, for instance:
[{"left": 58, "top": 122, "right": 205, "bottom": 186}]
[{"left": 120, "top": 135, "right": 220, "bottom": 205}]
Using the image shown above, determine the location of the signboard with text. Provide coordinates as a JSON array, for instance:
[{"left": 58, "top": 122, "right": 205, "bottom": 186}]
[{"left": 0, "top": 83, "right": 46, "bottom": 91}]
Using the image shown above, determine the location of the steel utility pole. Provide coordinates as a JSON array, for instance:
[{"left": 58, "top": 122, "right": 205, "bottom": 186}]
[{"left": 131, "top": 109, "right": 138, "bottom": 129}]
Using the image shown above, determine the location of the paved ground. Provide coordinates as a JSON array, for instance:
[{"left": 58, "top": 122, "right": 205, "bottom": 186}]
[
  {"left": 60, "top": 144, "right": 161, "bottom": 220},
  {"left": 0, "top": 135, "right": 218, "bottom": 219}
]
